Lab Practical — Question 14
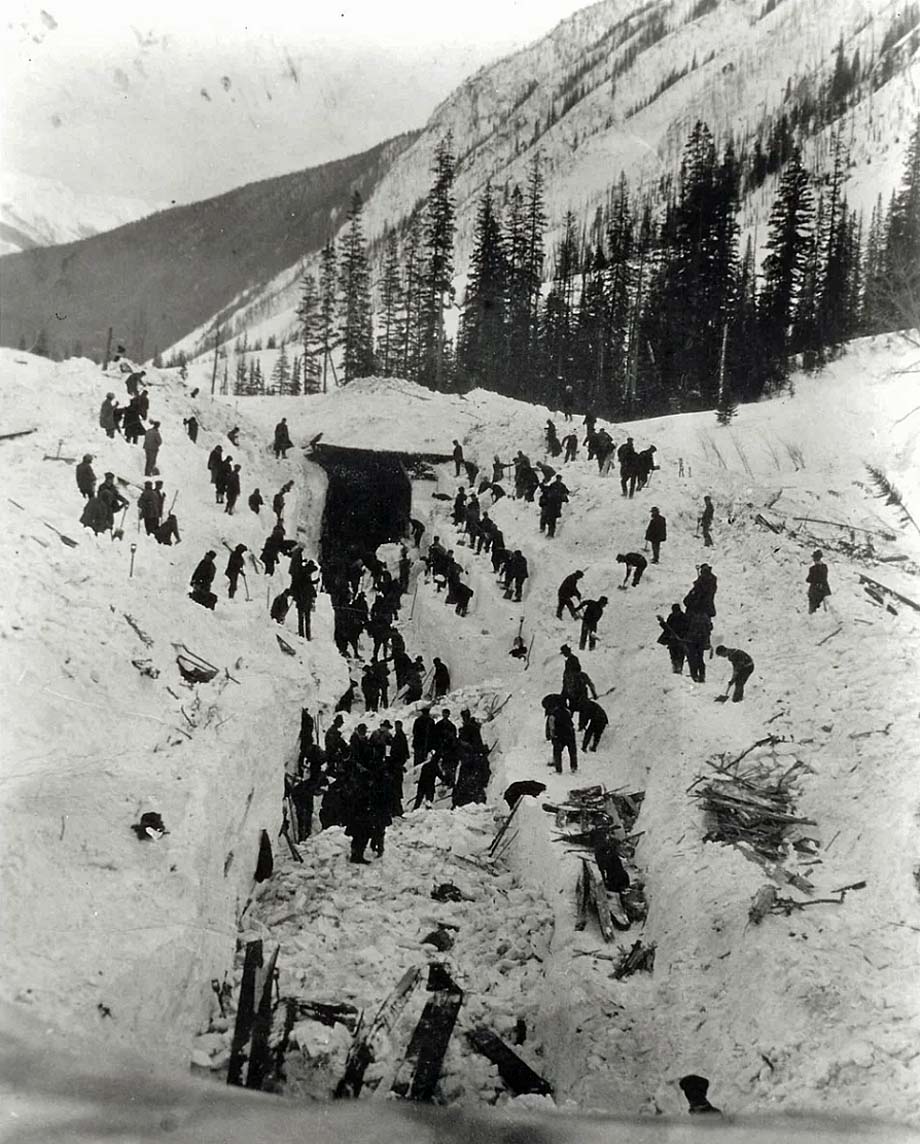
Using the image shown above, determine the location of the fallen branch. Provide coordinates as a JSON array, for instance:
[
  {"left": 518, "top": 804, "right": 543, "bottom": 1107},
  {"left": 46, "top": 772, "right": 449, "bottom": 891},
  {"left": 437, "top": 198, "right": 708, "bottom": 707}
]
[
  {"left": 817, "top": 626, "right": 843, "bottom": 647},
  {"left": 858, "top": 574, "right": 920, "bottom": 613}
]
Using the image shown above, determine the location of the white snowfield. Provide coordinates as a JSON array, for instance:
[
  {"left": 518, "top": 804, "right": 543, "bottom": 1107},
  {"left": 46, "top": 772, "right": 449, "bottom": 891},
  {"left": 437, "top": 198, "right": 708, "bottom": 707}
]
[{"left": 2, "top": 333, "right": 920, "bottom": 1125}]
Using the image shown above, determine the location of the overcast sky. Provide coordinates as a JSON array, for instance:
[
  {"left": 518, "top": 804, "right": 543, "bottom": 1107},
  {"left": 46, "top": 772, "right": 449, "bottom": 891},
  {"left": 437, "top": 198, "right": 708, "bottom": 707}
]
[{"left": 2, "top": 0, "right": 591, "bottom": 206}]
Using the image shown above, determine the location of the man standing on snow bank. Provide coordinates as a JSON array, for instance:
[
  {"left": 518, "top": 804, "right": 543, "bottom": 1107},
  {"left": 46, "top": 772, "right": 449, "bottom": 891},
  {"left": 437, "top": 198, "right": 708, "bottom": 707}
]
[
  {"left": 273, "top": 418, "right": 292, "bottom": 459},
  {"left": 557, "top": 570, "right": 584, "bottom": 620},
  {"left": 580, "top": 698, "right": 609, "bottom": 752},
  {"left": 698, "top": 495, "right": 714, "bottom": 546},
  {"left": 579, "top": 596, "right": 608, "bottom": 651},
  {"left": 545, "top": 697, "right": 578, "bottom": 773},
  {"left": 183, "top": 415, "right": 199, "bottom": 443},
  {"left": 715, "top": 645, "right": 754, "bottom": 702},
  {"left": 503, "top": 549, "right": 529, "bottom": 601},
  {"left": 452, "top": 439, "right": 464, "bottom": 477},
  {"left": 99, "top": 393, "right": 119, "bottom": 438},
  {"left": 807, "top": 550, "right": 831, "bottom": 613},
  {"left": 137, "top": 481, "right": 160, "bottom": 535},
  {"left": 616, "top": 551, "right": 647, "bottom": 586},
  {"left": 225, "top": 463, "right": 242, "bottom": 515},
  {"left": 75, "top": 454, "right": 96, "bottom": 499},
  {"left": 645, "top": 507, "right": 667, "bottom": 563},
  {"left": 143, "top": 421, "right": 162, "bottom": 477},
  {"left": 225, "top": 544, "right": 247, "bottom": 599},
  {"left": 657, "top": 603, "right": 688, "bottom": 674}
]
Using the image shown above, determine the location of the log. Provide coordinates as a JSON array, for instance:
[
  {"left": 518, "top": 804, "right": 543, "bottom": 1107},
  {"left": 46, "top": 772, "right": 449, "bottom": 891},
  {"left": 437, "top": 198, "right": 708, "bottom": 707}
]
[
  {"left": 581, "top": 858, "right": 614, "bottom": 942},
  {"left": 858, "top": 574, "right": 920, "bottom": 613},
  {"left": 466, "top": 1028, "right": 553, "bottom": 1096},
  {"left": 293, "top": 1000, "right": 359, "bottom": 1030},
  {"left": 793, "top": 516, "right": 894, "bottom": 538},
  {"left": 574, "top": 863, "right": 588, "bottom": 931},
  {"left": 391, "top": 965, "right": 463, "bottom": 1103},
  {"left": 227, "top": 941, "right": 263, "bottom": 1087},
  {"left": 245, "top": 944, "right": 280, "bottom": 1090}
]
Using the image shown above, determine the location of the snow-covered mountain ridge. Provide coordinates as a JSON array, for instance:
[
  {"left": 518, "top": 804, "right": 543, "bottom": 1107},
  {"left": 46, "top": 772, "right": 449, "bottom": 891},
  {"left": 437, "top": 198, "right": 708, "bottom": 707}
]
[{"left": 172, "top": 0, "right": 920, "bottom": 358}]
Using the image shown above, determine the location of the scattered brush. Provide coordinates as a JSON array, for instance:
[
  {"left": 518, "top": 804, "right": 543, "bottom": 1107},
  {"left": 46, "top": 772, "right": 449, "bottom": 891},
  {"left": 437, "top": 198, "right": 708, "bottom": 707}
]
[
  {"left": 782, "top": 441, "right": 806, "bottom": 470},
  {"left": 612, "top": 940, "right": 655, "bottom": 979},
  {"left": 865, "top": 465, "right": 920, "bottom": 538},
  {"left": 731, "top": 436, "right": 754, "bottom": 478}
]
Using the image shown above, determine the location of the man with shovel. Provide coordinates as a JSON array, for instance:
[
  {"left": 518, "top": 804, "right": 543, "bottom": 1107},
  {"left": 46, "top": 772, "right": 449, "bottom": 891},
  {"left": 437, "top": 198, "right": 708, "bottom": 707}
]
[{"left": 715, "top": 645, "right": 754, "bottom": 703}]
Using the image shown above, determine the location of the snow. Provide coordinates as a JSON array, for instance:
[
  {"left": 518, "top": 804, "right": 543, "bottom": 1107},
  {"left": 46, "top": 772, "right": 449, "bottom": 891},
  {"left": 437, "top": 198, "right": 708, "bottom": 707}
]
[{"left": 4, "top": 331, "right": 920, "bottom": 1126}]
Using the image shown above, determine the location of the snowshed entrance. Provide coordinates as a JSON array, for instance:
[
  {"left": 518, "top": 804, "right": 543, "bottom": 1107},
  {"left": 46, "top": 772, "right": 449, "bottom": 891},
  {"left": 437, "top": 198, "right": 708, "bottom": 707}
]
[{"left": 312, "top": 443, "right": 449, "bottom": 562}]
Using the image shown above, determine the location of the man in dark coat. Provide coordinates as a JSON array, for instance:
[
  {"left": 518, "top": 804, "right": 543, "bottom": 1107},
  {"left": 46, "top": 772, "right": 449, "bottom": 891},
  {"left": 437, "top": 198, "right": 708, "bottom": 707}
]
[
  {"left": 807, "top": 550, "right": 831, "bottom": 613},
  {"left": 97, "top": 472, "right": 128, "bottom": 524},
  {"left": 657, "top": 603, "right": 688, "bottom": 674},
  {"left": 580, "top": 699, "right": 609, "bottom": 752},
  {"left": 563, "top": 432, "right": 578, "bottom": 462},
  {"left": 684, "top": 609, "right": 712, "bottom": 683},
  {"left": 75, "top": 454, "right": 96, "bottom": 499},
  {"left": 207, "top": 444, "right": 223, "bottom": 490},
  {"left": 458, "top": 709, "right": 485, "bottom": 756},
  {"left": 546, "top": 699, "right": 577, "bottom": 773},
  {"left": 616, "top": 552, "right": 647, "bottom": 586},
  {"left": 410, "top": 518, "right": 425, "bottom": 546},
  {"left": 539, "top": 476, "right": 569, "bottom": 538},
  {"left": 560, "top": 644, "right": 582, "bottom": 709},
  {"left": 715, "top": 645, "right": 754, "bottom": 702},
  {"left": 388, "top": 720, "right": 410, "bottom": 817},
  {"left": 248, "top": 488, "right": 263, "bottom": 515},
  {"left": 122, "top": 397, "right": 145, "bottom": 445},
  {"left": 260, "top": 525, "right": 286, "bottom": 575},
  {"left": 699, "top": 495, "right": 714, "bottom": 547},
  {"left": 155, "top": 513, "right": 181, "bottom": 545},
  {"left": 636, "top": 445, "right": 657, "bottom": 490},
  {"left": 595, "top": 429, "right": 615, "bottom": 474},
  {"left": 225, "top": 544, "right": 247, "bottom": 598},
  {"left": 190, "top": 551, "right": 217, "bottom": 610},
  {"left": 270, "top": 588, "right": 292, "bottom": 624},
  {"left": 401, "top": 657, "right": 424, "bottom": 703},
  {"left": 274, "top": 418, "right": 293, "bottom": 459},
  {"left": 225, "top": 464, "right": 241, "bottom": 515},
  {"left": 618, "top": 438, "right": 638, "bottom": 497},
  {"left": 557, "top": 570, "right": 584, "bottom": 619},
  {"left": 432, "top": 709, "right": 458, "bottom": 783},
  {"left": 413, "top": 753, "right": 439, "bottom": 810},
  {"left": 504, "top": 550, "right": 529, "bottom": 602},
  {"left": 79, "top": 493, "right": 109, "bottom": 534},
  {"left": 452, "top": 439, "right": 464, "bottom": 477},
  {"left": 454, "top": 580, "right": 474, "bottom": 616},
  {"left": 645, "top": 507, "right": 667, "bottom": 563},
  {"left": 684, "top": 564, "right": 718, "bottom": 617},
  {"left": 579, "top": 596, "right": 608, "bottom": 651},
  {"left": 361, "top": 664, "right": 380, "bottom": 712},
  {"left": 545, "top": 420, "right": 562, "bottom": 457},
  {"left": 431, "top": 657, "right": 451, "bottom": 698},
  {"left": 137, "top": 481, "right": 160, "bottom": 535},
  {"left": 142, "top": 421, "right": 162, "bottom": 476},
  {"left": 99, "top": 393, "right": 118, "bottom": 438},
  {"left": 183, "top": 416, "right": 199, "bottom": 443},
  {"left": 153, "top": 481, "right": 166, "bottom": 522},
  {"left": 213, "top": 454, "right": 230, "bottom": 504},
  {"left": 412, "top": 708, "right": 436, "bottom": 766}
]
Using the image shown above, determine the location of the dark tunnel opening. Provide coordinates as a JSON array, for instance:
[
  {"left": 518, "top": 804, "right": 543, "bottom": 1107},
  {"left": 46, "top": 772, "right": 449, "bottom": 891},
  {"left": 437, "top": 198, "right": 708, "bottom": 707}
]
[{"left": 314, "top": 445, "right": 413, "bottom": 566}]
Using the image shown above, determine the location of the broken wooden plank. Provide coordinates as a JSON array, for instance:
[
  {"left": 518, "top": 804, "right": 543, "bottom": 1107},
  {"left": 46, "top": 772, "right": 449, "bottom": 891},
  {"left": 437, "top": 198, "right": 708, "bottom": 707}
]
[
  {"left": 0, "top": 428, "right": 37, "bottom": 442},
  {"left": 858, "top": 574, "right": 920, "bottom": 613},
  {"left": 466, "top": 1028, "right": 553, "bottom": 1096},
  {"left": 227, "top": 940, "right": 263, "bottom": 1087},
  {"left": 581, "top": 858, "right": 614, "bottom": 942},
  {"left": 245, "top": 944, "right": 280, "bottom": 1091},
  {"left": 293, "top": 999, "right": 360, "bottom": 1030},
  {"left": 392, "top": 965, "right": 463, "bottom": 1103},
  {"left": 793, "top": 516, "right": 894, "bottom": 538},
  {"left": 335, "top": 965, "right": 421, "bottom": 1099},
  {"left": 574, "top": 862, "right": 588, "bottom": 931},
  {"left": 754, "top": 513, "right": 782, "bottom": 534}
]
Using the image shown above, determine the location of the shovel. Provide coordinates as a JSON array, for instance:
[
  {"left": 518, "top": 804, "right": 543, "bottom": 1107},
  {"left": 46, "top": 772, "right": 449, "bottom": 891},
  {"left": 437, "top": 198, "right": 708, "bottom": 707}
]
[{"left": 43, "top": 521, "right": 79, "bottom": 548}]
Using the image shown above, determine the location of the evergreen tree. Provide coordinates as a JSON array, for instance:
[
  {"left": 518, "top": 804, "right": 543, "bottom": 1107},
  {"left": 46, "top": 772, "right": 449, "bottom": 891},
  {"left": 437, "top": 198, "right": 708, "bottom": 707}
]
[
  {"left": 290, "top": 354, "right": 303, "bottom": 396},
  {"left": 883, "top": 113, "right": 920, "bottom": 332},
  {"left": 318, "top": 240, "right": 339, "bottom": 391},
  {"left": 505, "top": 183, "right": 531, "bottom": 398},
  {"left": 235, "top": 356, "right": 248, "bottom": 395},
  {"left": 459, "top": 180, "right": 508, "bottom": 391},
  {"left": 861, "top": 196, "right": 887, "bottom": 332},
  {"left": 296, "top": 271, "right": 323, "bottom": 394},
  {"left": 401, "top": 214, "right": 425, "bottom": 381},
  {"left": 152, "top": 346, "right": 162, "bottom": 368},
  {"left": 760, "top": 146, "right": 815, "bottom": 384},
  {"left": 338, "top": 191, "right": 375, "bottom": 383},
  {"left": 726, "top": 236, "right": 764, "bottom": 402},
  {"left": 540, "top": 211, "right": 580, "bottom": 403},
  {"left": 523, "top": 152, "right": 547, "bottom": 388},
  {"left": 815, "top": 137, "right": 858, "bottom": 357},
  {"left": 419, "top": 133, "right": 456, "bottom": 388},
  {"left": 600, "top": 175, "right": 634, "bottom": 411},
  {"left": 377, "top": 229, "right": 406, "bottom": 376},
  {"left": 271, "top": 343, "right": 291, "bottom": 394}
]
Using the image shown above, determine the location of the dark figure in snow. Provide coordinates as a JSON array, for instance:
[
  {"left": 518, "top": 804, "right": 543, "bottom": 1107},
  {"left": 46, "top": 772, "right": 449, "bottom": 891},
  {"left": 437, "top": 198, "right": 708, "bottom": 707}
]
[
  {"left": 454, "top": 580, "right": 474, "bottom": 617},
  {"left": 388, "top": 720, "right": 409, "bottom": 815},
  {"left": 225, "top": 544, "right": 247, "bottom": 598},
  {"left": 137, "top": 388, "right": 150, "bottom": 421},
  {"left": 431, "top": 657, "right": 451, "bottom": 698},
  {"left": 635, "top": 445, "right": 657, "bottom": 490},
  {"left": 595, "top": 428, "right": 615, "bottom": 475},
  {"left": 545, "top": 420, "right": 562, "bottom": 457},
  {"left": 183, "top": 416, "right": 199, "bottom": 443},
  {"left": 464, "top": 459, "right": 479, "bottom": 487},
  {"left": 99, "top": 393, "right": 119, "bottom": 438},
  {"left": 452, "top": 440, "right": 464, "bottom": 477},
  {"left": 580, "top": 699, "right": 609, "bottom": 752},
  {"left": 260, "top": 524, "right": 286, "bottom": 575},
  {"left": 414, "top": 754, "right": 439, "bottom": 810},
  {"left": 657, "top": 604, "right": 688, "bottom": 674},
  {"left": 248, "top": 488, "right": 263, "bottom": 515},
  {"left": 190, "top": 551, "right": 217, "bottom": 610},
  {"left": 122, "top": 398, "right": 145, "bottom": 445},
  {"left": 618, "top": 438, "right": 638, "bottom": 497},
  {"left": 153, "top": 481, "right": 166, "bottom": 523},
  {"left": 398, "top": 546, "right": 411, "bottom": 593},
  {"left": 324, "top": 715, "right": 348, "bottom": 773},
  {"left": 224, "top": 464, "right": 241, "bottom": 514},
  {"left": 412, "top": 708, "right": 436, "bottom": 766},
  {"left": 432, "top": 709, "right": 458, "bottom": 777},
  {"left": 273, "top": 418, "right": 293, "bottom": 459},
  {"left": 716, "top": 645, "right": 754, "bottom": 702},
  {"left": 557, "top": 570, "right": 584, "bottom": 619},
  {"left": 361, "top": 664, "right": 381, "bottom": 712},
  {"left": 410, "top": 518, "right": 425, "bottom": 547},
  {"left": 509, "top": 636, "right": 528, "bottom": 661},
  {"left": 539, "top": 475, "right": 569, "bottom": 538},
  {"left": 684, "top": 609, "right": 712, "bottom": 683},
  {"left": 491, "top": 455, "right": 507, "bottom": 484},
  {"left": 75, "top": 454, "right": 96, "bottom": 499},
  {"left": 453, "top": 746, "right": 490, "bottom": 809},
  {"left": 214, "top": 455, "right": 231, "bottom": 504},
  {"left": 616, "top": 552, "right": 647, "bottom": 586},
  {"left": 645, "top": 506, "right": 667, "bottom": 563},
  {"left": 562, "top": 384, "right": 574, "bottom": 421},
  {"left": 679, "top": 1075, "right": 722, "bottom": 1117},
  {"left": 155, "top": 513, "right": 181, "bottom": 546},
  {"left": 458, "top": 708, "right": 485, "bottom": 756},
  {"left": 563, "top": 432, "right": 578, "bottom": 462},
  {"left": 273, "top": 481, "right": 294, "bottom": 521},
  {"left": 464, "top": 494, "right": 481, "bottom": 537},
  {"left": 207, "top": 444, "right": 223, "bottom": 492},
  {"left": 79, "top": 493, "right": 110, "bottom": 535},
  {"left": 346, "top": 761, "right": 391, "bottom": 863},
  {"left": 504, "top": 550, "right": 529, "bottom": 602},
  {"left": 807, "top": 550, "right": 831, "bottom": 614},
  {"left": 270, "top": 588, "right": 292, "bottom": 625},
  {"left": 560, "top": 644, "right": 583, "bottom": 710},
  {"left": 452, "top": 487, "right": 467, "bottom": 526},
  {"left": 570, "top": 668, "right": 597, "bottom": 718},
  {"left": 699, "top": 495, "right": 714, "bottom": 547},
  {"left": 545, "top": 698, "right": 577, "bottom": 773},
  {"left": 579, "top": 596, "right": 608, "bottom": 651},
  {"left": 335, "top": 679, "right": 356, "bottom": 714},
  {"left": 684, "top": 564, "right": 718, "bottom": 617},
  {"left": 401, "top": 657, "right": 424, "bottom": 703},
  {"left": 98, "top": 472, "right": 129, "bottom": 522},
  {"left": 125, "top": 369, "right": 145, "bottom": 396},
  {"left": 137, "top": 481, "right": 160, "bottom": 535}
]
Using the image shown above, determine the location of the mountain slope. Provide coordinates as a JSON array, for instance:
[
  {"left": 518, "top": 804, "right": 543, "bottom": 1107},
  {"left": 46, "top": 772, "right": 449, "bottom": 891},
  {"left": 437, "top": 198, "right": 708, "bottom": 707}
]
[
  {"left": 0, "top": 170, "right": 161, "bottom": 255},
  {"left": 177, "top": 0, "right": 919, "bottom": 359},
  {"left": 0, "top": 133, "right": 416, "bottom": 361}
]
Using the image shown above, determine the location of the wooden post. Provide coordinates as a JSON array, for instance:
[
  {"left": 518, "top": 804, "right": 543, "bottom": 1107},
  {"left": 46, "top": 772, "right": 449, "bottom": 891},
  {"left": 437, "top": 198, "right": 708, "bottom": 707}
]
[
  {"left": 227, "top": 940, "right": 262, "bottom": 1087},
  {"left": 102, "top": 326, "right": 113, "bottom": 371},
  {"left": 717, "top": 322, "right": 729, "bottom": 404}
]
